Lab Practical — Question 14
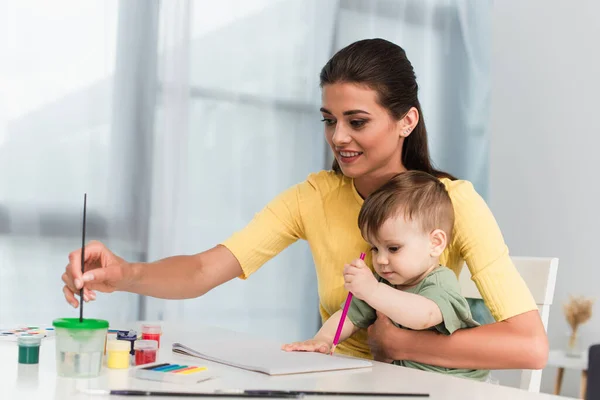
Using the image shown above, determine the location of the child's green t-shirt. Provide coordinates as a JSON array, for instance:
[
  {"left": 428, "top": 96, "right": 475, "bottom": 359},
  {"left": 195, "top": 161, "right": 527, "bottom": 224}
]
[{"left": 346, "top": 266, "right": 489, "bottom": 381}]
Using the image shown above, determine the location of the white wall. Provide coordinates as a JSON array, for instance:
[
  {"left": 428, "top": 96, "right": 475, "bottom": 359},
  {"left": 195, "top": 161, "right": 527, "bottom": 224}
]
[{"left": 490, "top": 1, "right": 600, "bottom": 397}]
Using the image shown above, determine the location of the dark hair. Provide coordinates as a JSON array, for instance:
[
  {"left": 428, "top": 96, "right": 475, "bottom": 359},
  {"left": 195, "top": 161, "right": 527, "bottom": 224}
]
[
  {"left": 358, "top": 170, "right": 454, "bottom": 242},
  {"left": 320, "top": 38, "right": 455, "bottom": 180}
]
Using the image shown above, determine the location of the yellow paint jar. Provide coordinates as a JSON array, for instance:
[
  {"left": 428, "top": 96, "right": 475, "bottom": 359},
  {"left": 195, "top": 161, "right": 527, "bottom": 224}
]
[{"left": 106, "top": 340, "right": 130, "bottom": 369}]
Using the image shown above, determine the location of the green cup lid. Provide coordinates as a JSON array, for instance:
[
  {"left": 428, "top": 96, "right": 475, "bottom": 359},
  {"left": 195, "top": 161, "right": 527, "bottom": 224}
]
[{"left": 52, "top": 318, "right": 109, "bottom": 330}]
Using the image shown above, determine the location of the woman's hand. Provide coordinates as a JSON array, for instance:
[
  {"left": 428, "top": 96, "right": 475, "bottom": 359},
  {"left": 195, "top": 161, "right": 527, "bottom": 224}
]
[
  {"left": 281, "top": 339, "right": 332, "bottom": 354},
  {"left": 367, "top": 311, "right": 399, "bottom": 363},
  {"left": 61, "top": 240, "right": 130, "bottom": 308},
  {"left": 343, "top": 257, "right": 378, "bottom": 300}
]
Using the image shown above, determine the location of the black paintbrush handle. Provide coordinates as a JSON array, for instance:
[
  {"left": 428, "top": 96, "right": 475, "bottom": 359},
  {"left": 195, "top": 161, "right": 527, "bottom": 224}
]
[
  {"left": 109, "top": 390, "right": 299, "bottom": 398},
  {"left": 244, "top": 391, "right": 428, "bottom": 398},
  {"left": 79, "top": 193, "right": 87, "bottom": 322}
]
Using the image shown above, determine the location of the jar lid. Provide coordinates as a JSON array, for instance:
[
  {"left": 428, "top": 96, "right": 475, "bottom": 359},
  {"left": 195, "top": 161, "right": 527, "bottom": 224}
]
[
  {"left": 17, "top": 334, "right": 42, "bottom": 346},
  {"left": 52, "top": 318, "right": 109, "bottom": 330},
  {"left": 107, "top": 340, "right": 131, "bottom": 352},
  {"left": 134, "top": 339, "right": 159, "bottom": 351},
  {"left": 141, "top": 324, "right": 162, "bottom": 334},
  {"left": 117, "top": 330, "right": 137, "bottom": 340}
]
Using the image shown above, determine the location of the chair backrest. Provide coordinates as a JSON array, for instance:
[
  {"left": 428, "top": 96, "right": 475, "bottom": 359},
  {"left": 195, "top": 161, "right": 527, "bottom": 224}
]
[{"left": 458, "top": 256, "right": 559, "bottom": 393}]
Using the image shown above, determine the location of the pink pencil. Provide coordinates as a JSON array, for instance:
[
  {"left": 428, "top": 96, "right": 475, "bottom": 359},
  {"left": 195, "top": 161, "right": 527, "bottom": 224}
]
[{"left": 330, "top": 252, "right": 366, "bottom": 356}]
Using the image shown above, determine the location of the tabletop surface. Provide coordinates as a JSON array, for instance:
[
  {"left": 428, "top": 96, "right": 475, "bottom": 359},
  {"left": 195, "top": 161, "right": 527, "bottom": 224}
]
[{"left": 0, "top": 322, "right": 574, "bottom": 400}]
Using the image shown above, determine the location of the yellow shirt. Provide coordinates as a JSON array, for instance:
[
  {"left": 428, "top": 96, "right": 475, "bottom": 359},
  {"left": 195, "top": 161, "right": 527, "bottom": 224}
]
[{"left": 221, "top": 170, "right": 537, "bottom": 359}]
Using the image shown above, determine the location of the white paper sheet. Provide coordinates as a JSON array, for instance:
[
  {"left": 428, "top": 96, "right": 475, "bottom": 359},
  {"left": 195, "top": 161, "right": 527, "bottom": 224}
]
[{"left": 172, "top": 339, "right": 372, "bottom": 376}]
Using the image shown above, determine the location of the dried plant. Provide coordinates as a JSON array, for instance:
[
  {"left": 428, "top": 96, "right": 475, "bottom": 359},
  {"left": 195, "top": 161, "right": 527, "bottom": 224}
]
[{"left": 563, "top": 295, "right": 594, "bottom": 349}]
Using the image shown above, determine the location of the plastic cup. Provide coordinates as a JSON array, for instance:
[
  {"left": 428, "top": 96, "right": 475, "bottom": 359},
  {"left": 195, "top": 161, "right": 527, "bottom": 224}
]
[{"left": 52, "top": 318, "right": 109, "bottom": 378}]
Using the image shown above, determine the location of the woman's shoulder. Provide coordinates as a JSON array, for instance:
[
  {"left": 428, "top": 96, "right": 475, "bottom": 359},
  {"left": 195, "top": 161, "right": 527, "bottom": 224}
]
[
  {"left": 439, "top": 177, "right": 498, "bottom": 240},
  {"left": 438, "top": 177, "right": 483, "bottom": 207},
  {"left": 273, "top": 170, "right": 350, "bottom": 208},
  {"left": 302, "top": 169, "right": 349, "bottom": 194}
]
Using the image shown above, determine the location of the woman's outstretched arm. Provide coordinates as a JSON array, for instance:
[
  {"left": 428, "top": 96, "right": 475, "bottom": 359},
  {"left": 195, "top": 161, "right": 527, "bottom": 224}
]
[{"left": 62, "top": 242, "right": 242, "bottom": 306}]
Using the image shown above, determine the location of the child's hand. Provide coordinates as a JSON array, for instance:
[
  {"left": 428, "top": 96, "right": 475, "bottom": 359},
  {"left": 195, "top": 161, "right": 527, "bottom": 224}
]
[
  {"left": 281, "top": 339, "right": 331, "bottom": 354},
  {"left": 344, "top": 257, "right": 379, "bottom": 300}
]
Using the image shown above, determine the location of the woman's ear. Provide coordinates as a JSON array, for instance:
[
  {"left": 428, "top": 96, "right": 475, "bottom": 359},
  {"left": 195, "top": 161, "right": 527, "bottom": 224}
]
[
  {"left": 429, "top": 229, "right": 447, "bottom": 257},
  {"left": 399, "top": 107, "right": 419, "bottom": 137}
]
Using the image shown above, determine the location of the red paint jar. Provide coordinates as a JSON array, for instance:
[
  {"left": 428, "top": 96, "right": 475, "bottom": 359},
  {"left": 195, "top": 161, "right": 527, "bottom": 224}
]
[
  {"left": 134, "top": 340, "right": 159, "bottom": 365},
  {"left": 141, "top": 324, "right": 162, "bottom": 348}
]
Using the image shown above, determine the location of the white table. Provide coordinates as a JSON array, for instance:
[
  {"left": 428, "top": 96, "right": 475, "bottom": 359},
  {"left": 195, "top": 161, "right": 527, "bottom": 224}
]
[
  {"left": 547, "top": 349, "right": 588, "bottom": 399},
  {"left": 0, "top": 322, "right": 575, "bottom": 400}
]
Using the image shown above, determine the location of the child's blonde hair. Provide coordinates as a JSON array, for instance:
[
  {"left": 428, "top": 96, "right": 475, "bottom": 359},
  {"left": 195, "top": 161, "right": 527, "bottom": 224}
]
[{"left": 358, "top": 171, "right": 454, "bottom": 242}]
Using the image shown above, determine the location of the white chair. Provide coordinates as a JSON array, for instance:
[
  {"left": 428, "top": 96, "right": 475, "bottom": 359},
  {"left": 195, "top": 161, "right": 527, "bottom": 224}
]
[{"left": 458, "top": 256, "right": 559, "bottom": 393}]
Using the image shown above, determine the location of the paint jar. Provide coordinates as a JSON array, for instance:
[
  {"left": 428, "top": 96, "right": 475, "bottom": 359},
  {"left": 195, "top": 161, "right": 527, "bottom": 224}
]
[
  {"left": 116, "top": 330, "right": 137, "bottom": 356},
  {"left": 141, "top": 324, "right": 162, "bottom": 348},
  {"left": 134, "top": 340, "right": 158, "bottom": 366},
  {"left": 104, "top": 330, "right": 118, "bottom": 355},
  {"left": 52, "top": 318, "right": 108, "bottom": 378},
  {"left": 106, "top": 340, "right": 130, "bottom": 369},
  {"left": 18, "top": 335, "right": 42, "bottom": 364}
]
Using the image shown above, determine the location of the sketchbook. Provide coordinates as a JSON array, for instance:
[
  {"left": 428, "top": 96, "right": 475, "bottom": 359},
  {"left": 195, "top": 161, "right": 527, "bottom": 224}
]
[{"left": 172, "top": 339, "right": 372, "bottom": 376}]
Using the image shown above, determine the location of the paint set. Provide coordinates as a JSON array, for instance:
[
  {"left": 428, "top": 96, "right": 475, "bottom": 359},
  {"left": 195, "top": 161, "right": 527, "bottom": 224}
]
[
  {"left": 0, "top": 326, "right": 54, "bottom": 341},
  {"left": 105, "top": 326, "right": 161, "bottom": 369},
  {"left": 7, "top": 321, "right": 165, "bottom": 376}
]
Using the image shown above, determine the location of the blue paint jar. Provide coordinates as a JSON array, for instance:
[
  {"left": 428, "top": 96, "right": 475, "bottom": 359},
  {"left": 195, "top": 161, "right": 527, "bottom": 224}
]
[{"left": 116, "top": 330, "right": 137, "bottom": 356}]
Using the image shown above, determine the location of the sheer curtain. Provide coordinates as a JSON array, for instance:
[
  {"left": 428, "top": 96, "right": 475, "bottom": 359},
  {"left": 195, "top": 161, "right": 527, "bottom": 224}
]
[
  {"left": 145, "top": 0, "right": 193, "bottom": 323},
  {"left": 0, "top": 1, "right": 141, "bottom": 325}
]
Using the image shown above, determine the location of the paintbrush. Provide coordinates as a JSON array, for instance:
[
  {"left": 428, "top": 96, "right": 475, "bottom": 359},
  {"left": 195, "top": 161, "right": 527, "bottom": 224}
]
[{"left": 79, "top": 193, "right": 87, "bottom": 323}]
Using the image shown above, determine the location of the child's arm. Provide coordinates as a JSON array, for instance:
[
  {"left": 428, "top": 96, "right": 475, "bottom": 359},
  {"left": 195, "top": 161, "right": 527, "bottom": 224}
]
[
  {"left": 315, "top": 309, "right": 360, "bottom": 343},
  {"left": 364, "top": 284, "right": 443, "bottom": 331},
  {"left": 281, "top": 310, "right": 359, "bottom": 353},
  {"left": 344, "top": 258, "right": 443, "bottom": 331}
]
